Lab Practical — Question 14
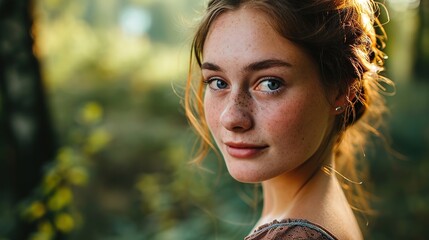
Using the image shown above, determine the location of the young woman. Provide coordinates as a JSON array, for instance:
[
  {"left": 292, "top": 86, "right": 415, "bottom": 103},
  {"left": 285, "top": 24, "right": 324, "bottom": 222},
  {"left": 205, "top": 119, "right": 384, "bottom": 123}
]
[{"left": 185, "top": 0, "right": 391, "bottom": 239}]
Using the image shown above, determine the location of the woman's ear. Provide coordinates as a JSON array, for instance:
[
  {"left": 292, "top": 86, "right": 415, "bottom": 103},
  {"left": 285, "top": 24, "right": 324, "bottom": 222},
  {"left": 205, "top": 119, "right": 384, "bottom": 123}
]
[{"left": 332, "top": 87, "right": 356, "bottom": 115}]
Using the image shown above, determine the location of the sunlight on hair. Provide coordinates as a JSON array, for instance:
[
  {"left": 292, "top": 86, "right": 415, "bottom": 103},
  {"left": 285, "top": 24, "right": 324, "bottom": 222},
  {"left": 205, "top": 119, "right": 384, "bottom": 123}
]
[{"left": 322, "top": 165, "right": 363, "bottom": 185}]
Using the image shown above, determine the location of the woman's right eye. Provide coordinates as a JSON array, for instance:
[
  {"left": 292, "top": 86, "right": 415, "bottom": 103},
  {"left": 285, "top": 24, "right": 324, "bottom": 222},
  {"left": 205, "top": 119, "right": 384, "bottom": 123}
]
[{"left": 205, "top": 78, "right": 229, "bottom": 90}]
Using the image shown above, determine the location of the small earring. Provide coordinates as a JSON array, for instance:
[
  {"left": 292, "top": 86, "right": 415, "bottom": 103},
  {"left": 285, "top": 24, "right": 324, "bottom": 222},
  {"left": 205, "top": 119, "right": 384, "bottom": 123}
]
[{"left": 335, "top": 106, "right": 343, "bottom": 112}]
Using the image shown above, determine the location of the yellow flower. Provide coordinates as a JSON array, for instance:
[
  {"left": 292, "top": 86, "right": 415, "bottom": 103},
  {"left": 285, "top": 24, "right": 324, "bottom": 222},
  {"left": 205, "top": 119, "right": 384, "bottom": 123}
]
[
  {"left": 81, "top": 102, "right": 103, "bottom": 124},
  {"left": 67, "top": 166, "right": 88, "bottom": 186},
  {"left": 84, "top": 128, "right": 112, "bottom": 154},
  {"left": 38, "top": 220, "right": 54, "bottom": 235},
  {"left": 57, "top": 147, "right": 74, "bottom": 167},
  {"left": 54, "top": 213, "right": 75, "bottom": 233},
  {"left": 135, "top": 174, "right": 162, "bottom": 211},
  {"left": 31, "top": 220, "right": 56, "bottom": 240},
  {"left": 43, "top": 170, "right": 61, "bottom": 194},
  {"left": 48, "top": 187, "right": 73, "bottom": 211},
  {"left": 30, "top": 231, "right": 54, "bottom": 240},
  {"left": 25, "top": 201, "right": 46, "bottom": 221}
]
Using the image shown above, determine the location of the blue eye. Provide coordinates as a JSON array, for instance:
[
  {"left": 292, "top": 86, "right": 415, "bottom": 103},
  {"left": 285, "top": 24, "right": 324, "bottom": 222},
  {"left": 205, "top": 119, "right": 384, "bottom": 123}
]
[
  {"left": 256, "top": 78, "right": 283, "bottom": 92},
  {"left": 206, "top": 78, "right": 228, "bottom": 90}
]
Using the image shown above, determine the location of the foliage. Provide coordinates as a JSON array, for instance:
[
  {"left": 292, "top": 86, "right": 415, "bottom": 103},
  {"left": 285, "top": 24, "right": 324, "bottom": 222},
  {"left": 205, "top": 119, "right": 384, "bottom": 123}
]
[
  {"left": 19, "top": 102, "right": 111, "bottom": 240},
  {"left": 368, "top": 80, "right": 429, "bottom": 239},
  {"left": 0, "top": 0, "right": 428, "bottom": 239}
]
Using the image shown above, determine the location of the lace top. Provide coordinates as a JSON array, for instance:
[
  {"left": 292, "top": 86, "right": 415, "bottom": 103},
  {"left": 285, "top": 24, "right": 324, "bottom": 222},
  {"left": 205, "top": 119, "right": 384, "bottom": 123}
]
[{"left": 244, "top": 219, "right": 338, "bottom": 240}]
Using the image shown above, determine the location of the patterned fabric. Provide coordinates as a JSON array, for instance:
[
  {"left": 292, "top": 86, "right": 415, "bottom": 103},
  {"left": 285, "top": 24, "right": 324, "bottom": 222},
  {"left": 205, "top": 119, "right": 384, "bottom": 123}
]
[{"left": 244, "top": 219, "right": 338, "bottom": 240}]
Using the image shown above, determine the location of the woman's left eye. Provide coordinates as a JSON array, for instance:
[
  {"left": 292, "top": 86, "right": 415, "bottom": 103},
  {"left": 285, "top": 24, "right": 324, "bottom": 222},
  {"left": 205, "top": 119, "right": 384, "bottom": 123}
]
[{"left": 255, "top": 78, "right": 283, "bottom": 92}]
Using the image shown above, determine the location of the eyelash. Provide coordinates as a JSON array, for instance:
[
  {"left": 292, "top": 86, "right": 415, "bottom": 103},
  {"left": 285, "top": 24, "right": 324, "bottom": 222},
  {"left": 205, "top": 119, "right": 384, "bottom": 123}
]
[
  {"left": 203, "top": 76, "right": 285, "bottom": 95},
  {"left": 202, "top": 77, "right": 217, "bottom": 85},
  {"left": 258, "top": 77, "right": 283, "bottom": 93},
  {"left": 203, "top": 77, "right": 227, "bottom": 89}
]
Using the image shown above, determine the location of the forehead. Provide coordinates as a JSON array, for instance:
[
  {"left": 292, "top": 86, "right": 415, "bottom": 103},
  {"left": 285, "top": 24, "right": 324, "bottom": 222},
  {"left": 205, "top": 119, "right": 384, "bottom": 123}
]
[
  {"left": 204, "top": 7, "right": 275, "bottom": 53},
  {"left": 202, "top": 7, "right": 308, "bottom": 69},
  {"left": 209, "top": 7, "right": 273, "bottom": 37}
]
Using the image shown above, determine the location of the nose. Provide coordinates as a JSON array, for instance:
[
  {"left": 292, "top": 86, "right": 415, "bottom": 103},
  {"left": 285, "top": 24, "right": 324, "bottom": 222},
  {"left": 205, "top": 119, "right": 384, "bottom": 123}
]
[{"left": 220, "top": 93, "right": 253, "bottom": 132}]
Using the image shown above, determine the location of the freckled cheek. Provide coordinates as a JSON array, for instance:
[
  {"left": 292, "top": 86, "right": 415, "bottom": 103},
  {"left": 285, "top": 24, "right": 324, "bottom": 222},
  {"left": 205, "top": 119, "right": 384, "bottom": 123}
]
[
  {"left": 204, "top": 98, "right": 221, "bottom": 133},
  {"left": 269, "top": 99, "right": 330, "bottom": 153},
  {"left": 265, "top": 112, "right": 302, "bottom": 140},
  {"left": 260, "top": 101, "right": 308, "bottom": 143}
]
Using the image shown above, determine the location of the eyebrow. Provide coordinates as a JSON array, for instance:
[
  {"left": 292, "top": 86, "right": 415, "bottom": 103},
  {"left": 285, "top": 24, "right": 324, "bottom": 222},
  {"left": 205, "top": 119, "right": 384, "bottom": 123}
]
[
  {"left": 245, "top": 59, "right": 292, "bottom": 72},
  {"left": 201, "top": 59, "right": 292, "bottom": 72},
  {"left": 201, "top": 62, "right": 221, "bottom": 71}
]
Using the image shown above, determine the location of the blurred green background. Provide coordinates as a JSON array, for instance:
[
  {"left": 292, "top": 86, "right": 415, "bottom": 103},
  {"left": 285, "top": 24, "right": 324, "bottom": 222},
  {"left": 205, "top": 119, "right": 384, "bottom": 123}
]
[{"left": 0, "top": 0, "right": 428, "bottom": 239}]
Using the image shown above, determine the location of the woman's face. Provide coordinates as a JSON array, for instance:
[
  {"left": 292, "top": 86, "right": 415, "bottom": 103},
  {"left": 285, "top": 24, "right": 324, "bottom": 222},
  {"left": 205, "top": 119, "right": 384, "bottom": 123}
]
[{"left": 202, "top": 7, "right": 337, "bottom": 183}]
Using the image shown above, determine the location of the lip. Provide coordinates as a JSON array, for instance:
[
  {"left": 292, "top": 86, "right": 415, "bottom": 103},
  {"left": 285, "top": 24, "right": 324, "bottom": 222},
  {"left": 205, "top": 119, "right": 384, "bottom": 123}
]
[{"left": 224, "top": 142, "right": 268, "bottom": 159}]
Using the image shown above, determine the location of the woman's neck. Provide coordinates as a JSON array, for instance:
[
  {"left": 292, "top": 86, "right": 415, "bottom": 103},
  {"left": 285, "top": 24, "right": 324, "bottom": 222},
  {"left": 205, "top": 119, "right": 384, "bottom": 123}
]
[{"left": 258, "top": 154, "right": 334, "bottom": 223}]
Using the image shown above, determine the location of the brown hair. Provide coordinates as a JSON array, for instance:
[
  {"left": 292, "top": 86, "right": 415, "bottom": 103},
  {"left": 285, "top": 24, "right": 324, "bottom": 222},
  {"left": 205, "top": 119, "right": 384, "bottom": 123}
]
[{"left": 185, "top": 0, "right": 392, "bottom": 228}]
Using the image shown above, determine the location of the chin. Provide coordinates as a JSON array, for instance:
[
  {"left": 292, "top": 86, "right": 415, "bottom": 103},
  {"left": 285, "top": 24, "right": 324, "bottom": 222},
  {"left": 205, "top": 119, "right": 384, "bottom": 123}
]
[
  {"left": 230, "top": 174, "right": 260, "bottom": 183},
  {"left": 226, "top": 165, "right": 272, "bottom": 183}
]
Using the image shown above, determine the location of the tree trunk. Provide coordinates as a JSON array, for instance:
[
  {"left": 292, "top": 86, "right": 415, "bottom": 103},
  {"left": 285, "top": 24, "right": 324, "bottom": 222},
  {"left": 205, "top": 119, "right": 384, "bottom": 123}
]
[
  {"left": 414, "top": 0, "right": 429, "bottom": 80},
  {"left": 0, "top": 0, "right": 57, "bottom": 238}
]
